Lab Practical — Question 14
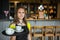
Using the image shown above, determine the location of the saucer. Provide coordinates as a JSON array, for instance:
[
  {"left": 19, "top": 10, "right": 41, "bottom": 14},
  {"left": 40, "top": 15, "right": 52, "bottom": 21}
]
[{"left": 16, "top": 29, "right": 24, "bottom": 32}]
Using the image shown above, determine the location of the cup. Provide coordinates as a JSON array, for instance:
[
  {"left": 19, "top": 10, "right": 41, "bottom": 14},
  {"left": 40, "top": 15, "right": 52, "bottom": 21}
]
[
  {"left": 16, "top": 26, "right": 22, "bottom": 32},
  {"left": 5, "top": 28, "right": 15, "bottom": 35}
]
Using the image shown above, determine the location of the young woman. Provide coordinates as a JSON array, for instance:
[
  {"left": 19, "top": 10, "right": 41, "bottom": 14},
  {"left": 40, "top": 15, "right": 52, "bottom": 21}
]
[{"left": 9, "top": 6, "right": 31, "bottom": 40}]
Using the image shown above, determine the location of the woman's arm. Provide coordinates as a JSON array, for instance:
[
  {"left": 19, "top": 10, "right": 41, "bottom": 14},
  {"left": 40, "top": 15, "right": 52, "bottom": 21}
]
[
  {"left": 28, "top": 33, "right": 32, "bottom": 40},
  {"left": 10, "top": 36, "right": 16, "bottom": 40}
]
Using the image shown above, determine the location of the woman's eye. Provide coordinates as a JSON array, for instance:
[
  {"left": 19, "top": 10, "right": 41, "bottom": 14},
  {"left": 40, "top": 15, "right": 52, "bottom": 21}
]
[
  {"left": 22, "top": 12, "right": 24, "bottom": 13},
  {"left": 18, "top": 12, "right": 24, "bottom": 13},
  {"left": 18, "top": 12, "right": 21, "bottom": 13}
]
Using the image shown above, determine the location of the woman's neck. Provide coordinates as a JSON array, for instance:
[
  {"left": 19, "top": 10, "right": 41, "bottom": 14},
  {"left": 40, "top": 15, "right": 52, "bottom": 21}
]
[
  {"left": 19, "top": 19, "right": 23, "bottom": 23},
  {"left": 18, "top": 19, "right": 26, "bottom": 26}
]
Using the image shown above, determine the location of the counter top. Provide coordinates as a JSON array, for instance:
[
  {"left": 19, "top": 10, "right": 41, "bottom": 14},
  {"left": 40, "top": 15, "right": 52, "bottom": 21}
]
[
  {"left": 0, "top": 19, "right": 13, "bottom": 21},
  {"left": 26, "top": 18, "right": 60, "bottom": 26},
  {"left": 0, "top": 18, "right": 60, "bottom": 21},
  {"left": 0, "top": 19, "right": 60, "bottom": 26},
  {"left": 26, "top": 18, "right": 60, "bottom": 21}
]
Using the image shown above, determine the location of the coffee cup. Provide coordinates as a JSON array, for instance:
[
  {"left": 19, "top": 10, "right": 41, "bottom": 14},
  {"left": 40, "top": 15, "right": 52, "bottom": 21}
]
[
  {"left": 5, "top": 28, "right": 15, "bottom": 35},
  {"left": 16, "top": 26, "right": 22, "bottom": 32}
]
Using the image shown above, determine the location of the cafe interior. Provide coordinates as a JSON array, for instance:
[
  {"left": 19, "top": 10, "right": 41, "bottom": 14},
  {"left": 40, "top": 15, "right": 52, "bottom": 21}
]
[{"left": 0, "top": 0, "right": 60, "bottom": 40}]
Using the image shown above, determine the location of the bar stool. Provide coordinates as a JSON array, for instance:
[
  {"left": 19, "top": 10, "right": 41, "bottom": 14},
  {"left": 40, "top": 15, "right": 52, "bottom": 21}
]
[
  {"left": 45, "top": 26, "right": 54, "bottom": 40},
  {"left": 33, "top": 26, "right": 44, "bottom": 40},
  {"left": 55, "top": 26, "right": 60, "bottom": 36},
  {"left": 55, "top": 26, "right": 60, "bottom": 40}
]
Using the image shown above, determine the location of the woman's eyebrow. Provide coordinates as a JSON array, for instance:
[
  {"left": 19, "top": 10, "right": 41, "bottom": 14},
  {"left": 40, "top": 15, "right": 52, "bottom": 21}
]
[{"left": 18, "top": 12, "right": 24, "bottom": 13}]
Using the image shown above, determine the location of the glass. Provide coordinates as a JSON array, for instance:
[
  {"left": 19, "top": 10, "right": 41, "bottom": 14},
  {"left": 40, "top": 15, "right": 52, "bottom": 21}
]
[{"left": 4, "top": 10, "right": 9, "bottom": 19}]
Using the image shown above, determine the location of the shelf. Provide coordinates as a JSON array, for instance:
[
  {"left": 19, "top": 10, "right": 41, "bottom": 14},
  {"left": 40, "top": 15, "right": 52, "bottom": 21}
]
[{"left": 9, "top": 2, "right": 57, "bottom": 18}]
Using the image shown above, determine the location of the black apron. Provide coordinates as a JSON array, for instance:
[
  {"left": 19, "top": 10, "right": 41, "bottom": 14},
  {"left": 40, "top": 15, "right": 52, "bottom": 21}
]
[{"left": 16, "top": 26, "right": 29, "bottom": 40}]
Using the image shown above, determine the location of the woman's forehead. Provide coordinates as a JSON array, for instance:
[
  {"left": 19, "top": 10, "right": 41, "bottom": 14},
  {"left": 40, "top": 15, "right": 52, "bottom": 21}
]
[{"left": 18, "top": 8, "right": 25, "bottom": 10}]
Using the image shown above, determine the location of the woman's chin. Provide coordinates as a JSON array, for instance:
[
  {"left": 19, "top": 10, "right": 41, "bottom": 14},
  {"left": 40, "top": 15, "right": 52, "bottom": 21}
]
[{"left": 19, "top": 18, "right": 23, "bottom": 20}]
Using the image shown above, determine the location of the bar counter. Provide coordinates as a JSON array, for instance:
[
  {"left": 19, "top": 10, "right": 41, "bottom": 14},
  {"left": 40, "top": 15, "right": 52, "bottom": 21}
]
[{"left": 26, "top": 19, "right": 60, "bottom": 26}]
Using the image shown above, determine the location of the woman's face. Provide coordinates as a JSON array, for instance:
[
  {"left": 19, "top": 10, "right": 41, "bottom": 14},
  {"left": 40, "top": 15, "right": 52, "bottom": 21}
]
[{"left": 17, "top": 8, "right": 25, "bottom": 20}]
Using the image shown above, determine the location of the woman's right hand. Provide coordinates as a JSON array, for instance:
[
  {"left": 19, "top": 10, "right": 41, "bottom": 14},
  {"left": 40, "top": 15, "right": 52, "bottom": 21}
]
[{"left": 10, "top": 36, "right": 16, "bottom": 40}]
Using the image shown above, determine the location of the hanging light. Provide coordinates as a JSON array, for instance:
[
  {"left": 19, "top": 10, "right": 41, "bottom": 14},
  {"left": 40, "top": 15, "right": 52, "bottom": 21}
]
[{"left": 38, "top": 5, "right": 44, "bottom": 11}]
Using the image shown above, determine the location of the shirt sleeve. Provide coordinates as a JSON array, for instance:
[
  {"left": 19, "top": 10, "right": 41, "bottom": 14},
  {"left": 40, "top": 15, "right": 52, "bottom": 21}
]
[
  {"left": 9, "top": 23, "right": 16, "bottom": 29},
  {"left": 27, "top": 22, "right": 31, "bottom": 31}
]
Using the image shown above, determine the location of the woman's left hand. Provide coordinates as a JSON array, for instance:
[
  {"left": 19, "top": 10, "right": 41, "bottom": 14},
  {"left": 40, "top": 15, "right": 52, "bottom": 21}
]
[{"left": 28, "top": 33, "right": 31, "bottom": 40}]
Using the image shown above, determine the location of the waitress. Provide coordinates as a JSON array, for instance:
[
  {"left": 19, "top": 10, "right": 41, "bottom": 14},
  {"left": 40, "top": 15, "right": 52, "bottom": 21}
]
[{"left": 9, "top": 6, "right": 31, "bottom": 40}]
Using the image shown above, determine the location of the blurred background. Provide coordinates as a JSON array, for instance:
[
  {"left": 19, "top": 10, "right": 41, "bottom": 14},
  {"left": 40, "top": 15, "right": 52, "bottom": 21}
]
[
  {"left": 0, "top": 0, "right": 60, "bottom": 40},
  {"left": 0, "top": 0, "right": 60, "bottom": 19}
]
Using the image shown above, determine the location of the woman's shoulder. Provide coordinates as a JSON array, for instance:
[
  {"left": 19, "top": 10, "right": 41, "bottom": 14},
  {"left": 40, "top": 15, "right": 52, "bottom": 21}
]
[
  {"left": 27, "top": 22, "right": 31, "bottom": 26},
  {"left": 10, "top": 23, "right": 16, "bottom": 25}
]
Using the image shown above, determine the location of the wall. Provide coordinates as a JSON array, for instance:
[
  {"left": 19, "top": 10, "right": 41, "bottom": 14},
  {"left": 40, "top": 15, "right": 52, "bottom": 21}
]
[
  {"left": 0, "top": 0, "right": 2, "bottom": 19},
  {"left": 0, "top": 0, "right": 9, "bottom": 19},
  {"left": 57, "top": 3, "right": 60, "bottom": 18}
]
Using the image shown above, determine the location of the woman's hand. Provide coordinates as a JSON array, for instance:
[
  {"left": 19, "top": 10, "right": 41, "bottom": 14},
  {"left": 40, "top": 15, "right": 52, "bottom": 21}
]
[
  {"left": 10, "top": 36, "right": 16, "bottom": 40},
  {"left": 28, "top": 33, "right": 31, "bottom": 40}
]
